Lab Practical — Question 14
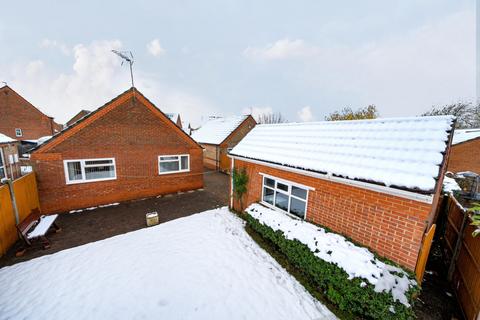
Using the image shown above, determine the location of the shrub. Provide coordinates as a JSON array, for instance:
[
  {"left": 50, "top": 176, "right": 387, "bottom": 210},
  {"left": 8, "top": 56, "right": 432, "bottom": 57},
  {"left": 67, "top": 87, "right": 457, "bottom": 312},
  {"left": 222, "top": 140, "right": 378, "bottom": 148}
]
[{"left": 246, "top": 214, "right": 418, "bottom": 320}]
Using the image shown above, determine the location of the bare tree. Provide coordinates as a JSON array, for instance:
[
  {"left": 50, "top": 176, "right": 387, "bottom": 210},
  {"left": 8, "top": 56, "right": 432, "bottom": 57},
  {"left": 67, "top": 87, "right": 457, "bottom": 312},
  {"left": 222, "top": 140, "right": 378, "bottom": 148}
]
[
  {"left": 257, "top": 112, "right": 288, "bottom": 124},
  {"left": 325, "top": 105, "right": 379, "bottom": 121},
  {"left": 421, "top": 102, "right": 480, "bottom": 129}
]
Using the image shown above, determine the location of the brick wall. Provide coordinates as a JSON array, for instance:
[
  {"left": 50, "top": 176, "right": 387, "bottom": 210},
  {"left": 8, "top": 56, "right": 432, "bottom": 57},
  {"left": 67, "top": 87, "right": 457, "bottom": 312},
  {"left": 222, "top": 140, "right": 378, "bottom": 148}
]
[
  {"left": 0, "top": 86, "right": 60, "bottom": 140},
  {"left": 232, "top": 159, "right": 433, "bottom": 271},
  {"left": 201, "top": 144, "right": 218, "bottom": 170},
  {"left": 31, "top": 97, "right": 203, "bottom": 213},
  {"left": 219, "top": 116, "right": 256, "bottom": 173},
  {"left": 447, "top": 139, "right": 480, "bottom": 174}
]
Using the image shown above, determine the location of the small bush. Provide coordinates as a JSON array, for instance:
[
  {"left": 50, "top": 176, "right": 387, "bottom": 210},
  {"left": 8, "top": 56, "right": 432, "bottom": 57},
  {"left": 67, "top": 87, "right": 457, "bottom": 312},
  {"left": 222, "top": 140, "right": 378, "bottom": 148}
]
[{"left": 246, "top": 214, "right": 418, "bottom": 320}]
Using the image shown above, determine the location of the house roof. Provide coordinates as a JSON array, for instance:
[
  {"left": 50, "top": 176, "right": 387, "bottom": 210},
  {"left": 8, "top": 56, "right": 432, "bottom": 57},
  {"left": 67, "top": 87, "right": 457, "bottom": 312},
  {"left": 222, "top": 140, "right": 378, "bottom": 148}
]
[
  {"left": 0, "top": 133, "right": 16, "bottom": 144},
  {"left": 230, "top": 115, "right": 455, "bottom": 193},
  {"left": 192, "top": 115, "right": 251, "bottom": 145},
  {"left": 32, "top": 87, "right": 203, "bottom": 153},
  {"left": 452, "top": 128, "right": 480, "bottom": 145},
  {"left": 66, "top": 110, "right": 91, "bottom": 127}
]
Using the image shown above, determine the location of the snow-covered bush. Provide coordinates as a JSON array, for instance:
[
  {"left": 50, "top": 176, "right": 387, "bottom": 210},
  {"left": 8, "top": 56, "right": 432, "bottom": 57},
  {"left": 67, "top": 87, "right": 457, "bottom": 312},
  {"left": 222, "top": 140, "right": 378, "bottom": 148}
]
[{"left": 245, "top": 203, "right": 419, "bottom": 320}]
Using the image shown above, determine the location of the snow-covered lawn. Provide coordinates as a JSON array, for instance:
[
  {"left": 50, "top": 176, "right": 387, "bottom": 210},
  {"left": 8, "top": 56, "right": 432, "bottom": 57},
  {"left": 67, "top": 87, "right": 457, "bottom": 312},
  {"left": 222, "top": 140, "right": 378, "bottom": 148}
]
[{"left": 0, "top": 207, "right": 335, "bottom": 320}]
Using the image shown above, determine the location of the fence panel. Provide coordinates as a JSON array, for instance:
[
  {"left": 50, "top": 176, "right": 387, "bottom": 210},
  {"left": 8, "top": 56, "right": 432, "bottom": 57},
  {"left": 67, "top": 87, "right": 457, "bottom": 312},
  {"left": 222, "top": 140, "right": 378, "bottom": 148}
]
[
  {"left": 0, "top": 173, "right": 41, "bottom": 257},
  {"left": 0, "top": 185, "right": 16, "bottom": 256},
  {"left": 443, "top": 195, "right": 480, "bottom": 320}
]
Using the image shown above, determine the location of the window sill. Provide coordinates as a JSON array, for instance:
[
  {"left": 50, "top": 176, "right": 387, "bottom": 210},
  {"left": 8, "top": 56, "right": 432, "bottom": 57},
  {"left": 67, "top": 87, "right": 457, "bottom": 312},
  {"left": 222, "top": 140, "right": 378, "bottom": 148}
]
[
  {"left": 158, "top": 169, "right": 190, "bottom": 176},
  {"left": 66, "top": 177, "right": 117, "bottom": 185}
]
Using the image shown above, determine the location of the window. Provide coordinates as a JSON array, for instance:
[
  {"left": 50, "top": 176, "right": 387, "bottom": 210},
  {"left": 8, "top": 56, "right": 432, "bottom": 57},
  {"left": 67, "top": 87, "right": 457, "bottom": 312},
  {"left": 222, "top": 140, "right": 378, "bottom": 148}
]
[
  {"left": 158, "top": 154, "right": 189, "bottom": 174},
  {"left": 15, "top": 128, "right": 22, "bottom": 137},
  {"left": 262, "top": 175, "right": 308, "bottom": 219},
  {"left": 63, "top": 158, "right": 116, "bottom": 184},
  {"left": 0, "top": 149, "right": 6, "bottom": 179}
]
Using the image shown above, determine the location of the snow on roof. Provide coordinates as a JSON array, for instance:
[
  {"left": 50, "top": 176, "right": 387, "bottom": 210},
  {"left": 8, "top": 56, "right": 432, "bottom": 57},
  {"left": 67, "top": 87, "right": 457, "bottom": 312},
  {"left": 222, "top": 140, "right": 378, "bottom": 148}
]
[
  {"left": 192, "top": 115, "right": 249, "bottom": 145},
  {"left": 0, "top": 133, "right": 16, "bottom": 144},
  {"left": 230, "top": 115, "right": 454, "bottom": 192},
  {"left": 452, "top": 128, "right": 480, "bottom": 145}
]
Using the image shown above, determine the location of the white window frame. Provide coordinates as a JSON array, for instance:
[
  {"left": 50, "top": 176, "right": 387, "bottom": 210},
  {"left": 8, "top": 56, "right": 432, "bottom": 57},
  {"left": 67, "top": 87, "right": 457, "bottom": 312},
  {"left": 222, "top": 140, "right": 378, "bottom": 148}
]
[
  {"left": 63, "top": 158, "right": 117, "bottom": 185},
  {"left": 15, "top": 128, "right": 22, "bottom": 137},
  {"left": 0, "top": 148, "right": 7, "bottom": 179},
  {"left": 260, "top": 174, "right": 311, "bottom": 220},
  {"left": 158, "top": 154, "right": 190, "bottom": 175}
]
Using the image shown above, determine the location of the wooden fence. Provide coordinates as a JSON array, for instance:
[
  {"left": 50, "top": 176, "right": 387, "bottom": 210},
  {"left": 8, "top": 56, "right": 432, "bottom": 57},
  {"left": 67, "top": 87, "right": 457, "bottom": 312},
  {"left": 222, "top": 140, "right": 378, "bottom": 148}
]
[
  {"left": 0, "top": 173, "right": 40, "bottom": 256},
  {"left": 443, "top": 194, "right": 480, "bottom": 320}
]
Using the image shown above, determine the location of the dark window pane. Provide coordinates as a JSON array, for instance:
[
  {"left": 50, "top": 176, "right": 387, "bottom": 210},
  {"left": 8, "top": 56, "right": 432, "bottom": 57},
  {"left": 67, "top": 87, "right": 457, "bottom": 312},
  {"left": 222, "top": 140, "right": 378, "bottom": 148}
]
[
  {"left": 181, "top": 156, "right": 189, "bottom": 170},
  {"left": 274, "top": 192, "right": 289, "bottom": 211},
  {"left": 85, "top": 165, "right": 114, "bottom": 180},
  {"left": 160, "top": 161, "right": 179, "bottom": 172},
  {"left": 160, "top": 156, "right": 178, "bottom": 161},
  {"left": 263, "top": 187, "right": 274, "bottom": 204},
  {"left": 67, "top": 162, "right": 82, "bottom": 181},
  {"left": 277, "top": 182, "right": 288, "bottom": 192},
  {"left": 264, "top": 177, "right": 275, "bottom": 188},
  {"left": 289, "top": 197, "right": 306, "bottom": 218},
  {"left": 0, "top": 167, "right": 5, "bottom": 179},
  {"left": 85, "top": 160, "right": 113, "bottom": 166},
  {"left": 292, "top": 186, "right": 307, "bottom": 200}
]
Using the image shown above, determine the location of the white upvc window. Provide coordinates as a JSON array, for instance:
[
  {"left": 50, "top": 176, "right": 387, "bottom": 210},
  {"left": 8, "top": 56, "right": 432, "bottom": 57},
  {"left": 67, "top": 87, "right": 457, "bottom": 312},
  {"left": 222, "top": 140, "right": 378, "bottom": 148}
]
[
  {"left": 63, "top": 158, "right": 116, "bottom": 184},
  {"left": 158, "top": 154, "right": 190, "bottom": 174},
  {"left": 261, "top": 175, "right": 309, "bottom": 219},
  {"left": 15, "top": 128, "right": 22, "bottom": 137}
]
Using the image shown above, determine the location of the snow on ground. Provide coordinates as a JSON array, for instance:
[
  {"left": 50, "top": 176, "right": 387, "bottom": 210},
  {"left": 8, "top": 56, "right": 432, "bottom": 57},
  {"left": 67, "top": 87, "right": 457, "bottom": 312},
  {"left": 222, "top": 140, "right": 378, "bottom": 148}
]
[
  {"left": 0, "top": 207, "right": 335, "bottom": 320},
  {"left": 246, "top": 203, "right": 417, "bottom": 306}
]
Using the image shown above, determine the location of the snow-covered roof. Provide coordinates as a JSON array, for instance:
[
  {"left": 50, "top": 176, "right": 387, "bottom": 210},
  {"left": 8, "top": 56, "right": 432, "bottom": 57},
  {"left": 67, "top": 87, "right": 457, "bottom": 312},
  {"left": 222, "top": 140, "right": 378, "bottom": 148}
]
[
  {"left": 192, "top": 115, "right": 249, "bottom": 145},
  {"left": 452, "top": 128, "right": 480, "bottom": 145},
  {"left": 0, "top": 133, "right": 16, "bottom": 144},
  {"left": 230, "top": 116, "right": 454, "bottom": 192}
]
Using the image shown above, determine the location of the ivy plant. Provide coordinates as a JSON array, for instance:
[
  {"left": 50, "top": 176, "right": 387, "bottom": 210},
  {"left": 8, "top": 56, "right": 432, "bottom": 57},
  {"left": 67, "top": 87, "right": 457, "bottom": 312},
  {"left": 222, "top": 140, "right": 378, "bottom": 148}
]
[{"left": 232, "top": 167, "right": 249, "bottom": 211}]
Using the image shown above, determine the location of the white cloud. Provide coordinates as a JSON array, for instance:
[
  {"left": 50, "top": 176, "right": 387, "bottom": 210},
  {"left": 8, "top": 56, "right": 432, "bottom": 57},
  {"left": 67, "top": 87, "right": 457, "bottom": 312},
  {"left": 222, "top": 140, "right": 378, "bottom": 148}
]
[
  {"left": 147, "top": 39, "right": 166, "bottom": 57},
  {"left": 40, "top": 38, "right": 70, "bottom": 55},
  {"left": 297, "top": 106, "right": 314, "bottom": 122},
  {"left": 2, "top": 40, "right": 214, "bottom": 125},
  {"left": 242, "top": 106, "right": 273, "bottom": 121},
  {"left": 243, "top": 38, "right": 319, "bottom": 60}
]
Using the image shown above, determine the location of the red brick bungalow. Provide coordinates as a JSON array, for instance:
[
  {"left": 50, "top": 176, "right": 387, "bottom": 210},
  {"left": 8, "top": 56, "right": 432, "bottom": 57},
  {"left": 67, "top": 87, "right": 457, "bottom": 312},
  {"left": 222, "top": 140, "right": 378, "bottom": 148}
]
[
  {"left": 447, "top": 128, "right": 480, "bottom": 174},
  {"left": 229, "top": 116, "right": 455, "bottom": 271},
  {"left": 30, "top": 88, "right": 203, "bottom": 213},
  {"left": 0, "top": 85, "right": 63, "bottom": 140},
  {"left": 192, "top": 115, "right": 256, "bottom": 173}
]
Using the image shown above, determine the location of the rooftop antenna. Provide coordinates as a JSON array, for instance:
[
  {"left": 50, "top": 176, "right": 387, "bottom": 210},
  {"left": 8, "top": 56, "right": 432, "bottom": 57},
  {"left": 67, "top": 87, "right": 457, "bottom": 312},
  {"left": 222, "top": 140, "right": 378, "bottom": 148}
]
[{"left": 112, "top": 50, "right": 135, "bottom": 89}]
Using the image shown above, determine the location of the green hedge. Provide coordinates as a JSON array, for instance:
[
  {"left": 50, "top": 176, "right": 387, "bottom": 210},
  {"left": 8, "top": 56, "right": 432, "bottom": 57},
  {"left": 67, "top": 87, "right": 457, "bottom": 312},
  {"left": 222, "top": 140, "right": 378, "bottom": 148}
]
[{"left": 246, "top": 214, "right": 418, "bottom": 320}]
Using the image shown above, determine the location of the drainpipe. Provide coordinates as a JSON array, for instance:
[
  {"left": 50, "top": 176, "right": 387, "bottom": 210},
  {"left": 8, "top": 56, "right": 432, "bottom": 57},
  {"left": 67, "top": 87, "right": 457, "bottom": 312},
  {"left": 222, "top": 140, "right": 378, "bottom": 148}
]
[
  {"left": 230, "top": 157, "right": 234, "bottom": 209},
  {"left": 4, "top": 179, "right": 20, "bottom": 224}
]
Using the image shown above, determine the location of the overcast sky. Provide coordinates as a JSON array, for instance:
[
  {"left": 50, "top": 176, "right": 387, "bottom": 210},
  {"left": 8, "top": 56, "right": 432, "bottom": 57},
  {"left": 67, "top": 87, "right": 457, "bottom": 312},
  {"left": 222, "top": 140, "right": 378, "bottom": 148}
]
[{"left": 0, "top": 1, "right": 475, "bottom": 125}]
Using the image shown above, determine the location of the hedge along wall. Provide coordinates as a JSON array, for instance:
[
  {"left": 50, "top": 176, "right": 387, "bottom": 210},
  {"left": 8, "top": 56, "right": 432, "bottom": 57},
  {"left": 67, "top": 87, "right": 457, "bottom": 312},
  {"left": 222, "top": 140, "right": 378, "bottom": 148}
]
[{"left": 245, "top": 204, "right": 419, "bottom": 320}]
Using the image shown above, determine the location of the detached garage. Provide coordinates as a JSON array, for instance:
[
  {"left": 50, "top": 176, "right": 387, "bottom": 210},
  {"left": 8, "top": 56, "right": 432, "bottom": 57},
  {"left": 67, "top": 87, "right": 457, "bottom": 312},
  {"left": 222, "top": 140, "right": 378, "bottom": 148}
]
[{"left": 229, "top": 116, "right": 454, "bottom": 270}]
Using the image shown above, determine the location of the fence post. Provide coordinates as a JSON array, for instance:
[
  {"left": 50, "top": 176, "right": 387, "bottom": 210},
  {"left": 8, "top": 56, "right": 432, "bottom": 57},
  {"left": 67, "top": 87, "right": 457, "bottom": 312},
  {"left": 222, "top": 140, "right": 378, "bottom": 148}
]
[
  {"left": 447, "top": 206, "right": 469, "bottom": 281},
  {"left": 4, "top": 179, "right": 20, "bottom": 225}
]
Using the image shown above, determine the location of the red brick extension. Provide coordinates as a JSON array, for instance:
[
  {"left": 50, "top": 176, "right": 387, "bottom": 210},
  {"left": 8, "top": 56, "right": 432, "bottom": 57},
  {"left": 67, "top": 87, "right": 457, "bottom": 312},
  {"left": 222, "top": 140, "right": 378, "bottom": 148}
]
[
  {"left": 0, "top": 85, "right": 62, "bottom": 140},
  {"left": 233, "top": 159, "right": 439, "bottom": 271},
  {"left": 447, "top": 138, "right": 480, "bottom": 174},
  {"left": 31, "top": 89, "right": 203, "bottom": 213}
]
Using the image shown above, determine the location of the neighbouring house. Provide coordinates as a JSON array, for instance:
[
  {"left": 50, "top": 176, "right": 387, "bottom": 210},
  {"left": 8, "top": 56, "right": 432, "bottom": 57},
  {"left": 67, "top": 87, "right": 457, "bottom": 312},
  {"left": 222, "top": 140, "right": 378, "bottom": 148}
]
[
  {"left": 165, "top": 113, "right": 183, "bottom": 129},
  {"left": 0, "top": 85, "right": 63, "bottom": 140},
  {"left": 229, "top": 116, "right": 455, "bottom": 271},
  {"left": 447, "top": 128, "right": 480, "bottom": 174},
  {"left": 30, "top": 88, "right": 204, "bottom": 213},
  {"left": 192, "top": 115, "right": 256, "bottom": 173},
  {"left": 0, "top": 133, "right": 21, "bottom": 180},
  {"left": 66, "top": 110, "right": 91, "bottom": 127}
]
